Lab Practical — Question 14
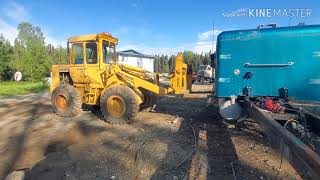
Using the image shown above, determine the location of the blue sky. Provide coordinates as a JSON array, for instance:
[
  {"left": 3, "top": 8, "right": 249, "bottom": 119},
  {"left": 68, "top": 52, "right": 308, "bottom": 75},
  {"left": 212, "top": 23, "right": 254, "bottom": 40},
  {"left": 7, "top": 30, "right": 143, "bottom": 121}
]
[{"left": 0, "top": 0, "right": 320, "bottom": 55}]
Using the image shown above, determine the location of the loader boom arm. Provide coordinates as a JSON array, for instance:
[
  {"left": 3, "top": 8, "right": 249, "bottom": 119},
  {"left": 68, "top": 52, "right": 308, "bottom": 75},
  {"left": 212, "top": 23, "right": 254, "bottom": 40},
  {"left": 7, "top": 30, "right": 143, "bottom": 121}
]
[
  {"left": 114, "top": 68, "right": 170, "bottom": 95},
  {"left": 114, "top": 53, "right": 191, "bottom": 95}
]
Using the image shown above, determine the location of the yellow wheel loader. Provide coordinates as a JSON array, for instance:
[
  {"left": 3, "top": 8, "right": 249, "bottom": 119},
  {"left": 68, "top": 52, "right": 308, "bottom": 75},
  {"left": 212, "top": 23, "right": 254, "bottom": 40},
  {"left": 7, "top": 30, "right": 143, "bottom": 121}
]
[{"left": 50, "top": 32, "right": 192, "bottom": 124}]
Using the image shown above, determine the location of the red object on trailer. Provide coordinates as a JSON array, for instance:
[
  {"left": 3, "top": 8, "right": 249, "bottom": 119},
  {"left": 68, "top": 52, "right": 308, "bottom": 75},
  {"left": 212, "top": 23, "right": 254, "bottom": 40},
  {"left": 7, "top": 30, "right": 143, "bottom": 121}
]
[{"left": 265, "top": 97, "right": 282, "bottom": 113}]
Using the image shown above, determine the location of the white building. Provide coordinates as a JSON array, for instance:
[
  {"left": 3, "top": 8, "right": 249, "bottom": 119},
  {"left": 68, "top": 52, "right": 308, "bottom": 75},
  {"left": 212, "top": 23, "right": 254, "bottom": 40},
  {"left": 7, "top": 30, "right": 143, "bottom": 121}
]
[{"left": 118, "top": 50, "right": 155, "bottom": 72}]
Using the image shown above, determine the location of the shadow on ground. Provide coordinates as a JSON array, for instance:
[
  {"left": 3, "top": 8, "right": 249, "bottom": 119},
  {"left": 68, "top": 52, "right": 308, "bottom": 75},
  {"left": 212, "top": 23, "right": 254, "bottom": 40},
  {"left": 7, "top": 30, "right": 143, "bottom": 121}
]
[
  {"left": 1, "top": 92, "right": 299, "bottom": 180},
  {"left": 150, "top": 95, "right": 270, "bottom": 179}
]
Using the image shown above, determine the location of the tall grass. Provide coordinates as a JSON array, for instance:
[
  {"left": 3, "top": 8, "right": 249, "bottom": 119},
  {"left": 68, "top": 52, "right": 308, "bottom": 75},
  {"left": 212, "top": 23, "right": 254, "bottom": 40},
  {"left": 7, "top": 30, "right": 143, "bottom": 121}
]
[{"left": 0, "top": 81, "right": 49, "bottom": 96}]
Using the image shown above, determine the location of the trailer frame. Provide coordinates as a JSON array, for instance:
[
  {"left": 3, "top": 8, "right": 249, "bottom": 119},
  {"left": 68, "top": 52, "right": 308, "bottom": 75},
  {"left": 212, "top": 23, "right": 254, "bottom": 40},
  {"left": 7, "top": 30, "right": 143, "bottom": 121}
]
[{"left": 243, "top": 99, "right": 320, "bottom": 179}]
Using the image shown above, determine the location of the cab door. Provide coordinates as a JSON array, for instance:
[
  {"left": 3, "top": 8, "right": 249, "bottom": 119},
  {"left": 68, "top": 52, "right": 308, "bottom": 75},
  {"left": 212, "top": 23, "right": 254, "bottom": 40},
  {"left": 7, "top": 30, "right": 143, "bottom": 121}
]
[
  {"left": 84, "top": 42, "right": 102, "bottom": 84},
  {"left": 69, "top": 43, "right": 88, "bottom": 83}
]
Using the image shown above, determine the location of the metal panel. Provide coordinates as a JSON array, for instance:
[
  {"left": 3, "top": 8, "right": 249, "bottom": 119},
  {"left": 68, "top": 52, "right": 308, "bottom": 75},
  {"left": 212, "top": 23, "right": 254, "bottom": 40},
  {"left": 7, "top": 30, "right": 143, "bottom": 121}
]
[{"left": 216, "top": 25, "right": 320, "bottom": 102}]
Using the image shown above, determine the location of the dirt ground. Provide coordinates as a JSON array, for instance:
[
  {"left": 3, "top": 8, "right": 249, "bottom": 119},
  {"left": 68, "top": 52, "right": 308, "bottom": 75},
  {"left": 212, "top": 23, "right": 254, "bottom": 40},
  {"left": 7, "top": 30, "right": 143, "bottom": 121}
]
[{"left": 0, "top": 84, "right": 301, "bottom": 180}]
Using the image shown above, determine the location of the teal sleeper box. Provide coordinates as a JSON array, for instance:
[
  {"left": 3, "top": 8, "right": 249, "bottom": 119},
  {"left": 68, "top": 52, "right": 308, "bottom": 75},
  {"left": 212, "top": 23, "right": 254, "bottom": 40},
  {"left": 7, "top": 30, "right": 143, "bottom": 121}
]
[{"left": 215, "top": 25, "right": 320, "bottom": 102}]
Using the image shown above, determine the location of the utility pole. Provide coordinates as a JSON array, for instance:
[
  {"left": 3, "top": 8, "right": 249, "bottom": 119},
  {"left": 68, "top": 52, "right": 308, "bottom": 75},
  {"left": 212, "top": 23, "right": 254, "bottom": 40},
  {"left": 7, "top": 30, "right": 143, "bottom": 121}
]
[{"left": 212, "top": 19, "right": 215, "bottom": 53}]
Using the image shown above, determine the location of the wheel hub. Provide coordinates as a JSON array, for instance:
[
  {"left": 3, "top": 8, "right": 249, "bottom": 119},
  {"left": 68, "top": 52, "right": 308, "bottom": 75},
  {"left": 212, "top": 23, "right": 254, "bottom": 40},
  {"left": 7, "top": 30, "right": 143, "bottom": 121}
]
[
  {"left": 56, "top": 95, "right": 68, "bottom": 112},
  {"left": 107, "top": 95, "right": 126, "bottom": 117}
]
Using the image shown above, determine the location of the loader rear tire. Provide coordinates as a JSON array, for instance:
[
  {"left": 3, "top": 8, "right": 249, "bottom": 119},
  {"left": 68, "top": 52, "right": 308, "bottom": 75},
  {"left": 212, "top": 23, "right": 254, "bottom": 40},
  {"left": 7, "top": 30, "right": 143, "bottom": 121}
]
[
  {"left": 139, "top": 89, "right": 157, "bottom": 112},
  {"left": 100, "top": 85, "right": 139, "bottom": 124},
  {"left": 51, "top": 85, "right": 82, "bottom": 117}
]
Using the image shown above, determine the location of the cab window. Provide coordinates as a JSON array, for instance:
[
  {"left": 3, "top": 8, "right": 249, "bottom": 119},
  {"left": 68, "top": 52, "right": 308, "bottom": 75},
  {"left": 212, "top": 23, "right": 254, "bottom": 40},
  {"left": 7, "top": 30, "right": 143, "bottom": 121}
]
[
  {"left": 71, "top": 43, "right": 84, "bottom": 64},
  {"left": 86, "top": 42, "right": 98, "bottom": 64},
  {"left": 103, "top": 41, "right": 115, "bottom": 63}
]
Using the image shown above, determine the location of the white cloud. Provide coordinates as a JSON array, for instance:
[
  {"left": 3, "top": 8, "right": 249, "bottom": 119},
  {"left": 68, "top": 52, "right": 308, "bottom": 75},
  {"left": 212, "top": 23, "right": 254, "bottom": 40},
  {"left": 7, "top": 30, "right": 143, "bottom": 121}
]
[
  {"left": 0, "top": 1, "right": 64, "bottom": 47},
  {"left": 118, "top": 42, "right": 187, "bottom": 56},
  {"left": 118, "top": 44, "right": 139, "bottom": 51},
  {"left": 44, "top": 35, "right": 65, "bottom": 47},
  {"left": 2, "top": 1, "right": 29, "bottom": 22},
  {"left": 116, "top": 28, "right": 223, "bottom": 56},
  {"left": 133, "top": 42, "right": 216, "bottom": 56},
  {"left": 198, "top": 30, "right": 222, "bottom": 41},
  {"left": 193, "top": 41, "right": 216, "bottom": 54},
  {"left": 194, "top": 29, "right": 223, "bottom": 53},
  {"left": 117, "top": 35, "right": 219, "bottom": 56},
  {"left": 0, "top": 18, "right": 18, "bottom": 44}
]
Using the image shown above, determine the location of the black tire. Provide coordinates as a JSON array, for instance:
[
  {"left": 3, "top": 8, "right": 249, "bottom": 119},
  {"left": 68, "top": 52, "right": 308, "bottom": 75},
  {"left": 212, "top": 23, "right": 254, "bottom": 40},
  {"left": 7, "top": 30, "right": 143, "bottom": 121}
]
[
  {"left": 51, "top": 85, "right": 82, "bottom": 117},
  {"left": 100, "top": 85, "right": 139, "bottom": 124},
  {"left": 139, "top": 89, "right": 157, "bottom": 112}
]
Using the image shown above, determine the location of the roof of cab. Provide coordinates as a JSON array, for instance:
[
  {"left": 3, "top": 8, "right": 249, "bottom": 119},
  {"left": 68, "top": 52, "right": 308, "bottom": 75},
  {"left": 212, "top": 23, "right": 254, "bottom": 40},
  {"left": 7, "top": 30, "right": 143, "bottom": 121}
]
[{"left": 68, "top": 33, "right": 118, "bottom": 44}]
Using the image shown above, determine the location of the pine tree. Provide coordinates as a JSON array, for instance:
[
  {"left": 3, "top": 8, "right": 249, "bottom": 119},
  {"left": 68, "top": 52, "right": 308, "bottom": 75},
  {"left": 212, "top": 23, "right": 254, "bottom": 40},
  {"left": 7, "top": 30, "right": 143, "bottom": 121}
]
[
  {"left": 0, "top": 34, "right": 14, "bottom": 80},
  {"left": 11, "top": 22, "right": 51, "bottom": 81}
]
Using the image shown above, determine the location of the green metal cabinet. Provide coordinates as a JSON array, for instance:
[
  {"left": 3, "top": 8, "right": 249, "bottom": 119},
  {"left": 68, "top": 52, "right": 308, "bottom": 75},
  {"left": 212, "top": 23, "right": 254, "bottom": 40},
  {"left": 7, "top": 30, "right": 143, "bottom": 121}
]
[{"left": 216, "top": 25, "right": 320, "bottom": 102}]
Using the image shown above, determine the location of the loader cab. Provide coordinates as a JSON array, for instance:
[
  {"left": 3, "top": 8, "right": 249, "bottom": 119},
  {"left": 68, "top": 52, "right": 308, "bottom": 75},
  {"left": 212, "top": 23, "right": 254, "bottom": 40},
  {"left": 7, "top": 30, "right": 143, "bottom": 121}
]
[
  {"left": 66, "top": 33, "right": 118, "bottom": 84},
  {"left": 67, "top": 33, "right": 118, "bottom": 66}
]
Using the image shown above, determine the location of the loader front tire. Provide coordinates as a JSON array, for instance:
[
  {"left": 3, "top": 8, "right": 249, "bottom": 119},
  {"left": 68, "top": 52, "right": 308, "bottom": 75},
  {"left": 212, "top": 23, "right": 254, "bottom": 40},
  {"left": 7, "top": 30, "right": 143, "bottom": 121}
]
[
  {"left": 100, "top": 85, "right": 139, "bottom": 124},
  {"left": 51, "top": 85, "right": 82, "bottom": 117}
]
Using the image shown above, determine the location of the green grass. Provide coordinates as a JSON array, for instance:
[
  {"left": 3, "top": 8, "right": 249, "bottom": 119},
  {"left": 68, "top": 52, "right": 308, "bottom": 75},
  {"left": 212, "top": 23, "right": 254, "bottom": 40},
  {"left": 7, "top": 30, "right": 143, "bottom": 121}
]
[{"left": 0, "top": 81, "right": 49, "bottom": 96}]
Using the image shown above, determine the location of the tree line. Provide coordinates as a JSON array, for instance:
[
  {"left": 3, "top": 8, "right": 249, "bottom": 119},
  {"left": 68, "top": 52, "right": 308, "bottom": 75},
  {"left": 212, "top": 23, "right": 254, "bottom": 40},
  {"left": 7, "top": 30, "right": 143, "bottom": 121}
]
[
  {"left": 0, "top": 22, "right": 67, "bottom": 81},
  {"left": 154, "top": 51, "right": 212, "bottom": 74},
  {"left": 0, "top": 22, "right": 213, "bottom": 81}
]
